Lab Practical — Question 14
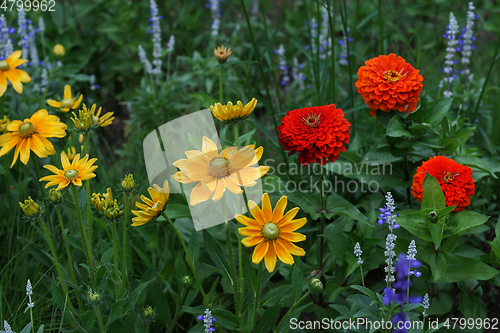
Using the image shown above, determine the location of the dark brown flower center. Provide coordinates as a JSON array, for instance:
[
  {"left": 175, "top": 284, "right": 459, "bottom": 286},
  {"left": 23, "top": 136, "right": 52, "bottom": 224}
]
[
  {"left": 61, "top": 98, "right": 74, "bottom": 108},
  {"left": 0, "top": 61, "right": 9, "bottom": 71},
  {"left": 17, "top": 121, "right": 37, "bottom": 138},
  {"left": 384, "top": 70, "right": 402, "bottom": 84},
  {"left": 64, "top": 169, "right": 79, "bottom": 180},
  {"left": 262, "top": 222, "right": 280, "bottom": 240},
  {"left": 208, "top": 157, "right": 232, "bottom": 178},
  {"left": 302, "top": 113, "right": 321, "bottom": 128}
]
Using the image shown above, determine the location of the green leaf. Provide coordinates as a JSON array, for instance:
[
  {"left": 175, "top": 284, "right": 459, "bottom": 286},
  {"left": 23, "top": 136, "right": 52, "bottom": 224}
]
[
  {"left": 287, "top": 193, "right": 322, "bottom": 220},
  {"left": 104, "top": 300, "right": 124, "bottom": 330},
  {"left": 20, "top": 323, "right": 32, "bottom": 333},
  {"left": 291, "top": 265, "right": 302, "bottom": 303},
  {"left": 397, "top": 210, "right": 433, "bottom": 242},
  {"left": 255, "top": 306, "right": 281, "bottom": 333},
  {"left": 165, "top": 204, "right": 192, "bottom": 219},
  {"left": 241, "top": 253, "right": 258, "bottom": 294},
  {"left": 36, "top": 325, "right": 44, "bottom": 333},
  {"left": 421, "top": 173, "right": 446, "bottom": 210},
  {"left": 238, "top": 128, "right": 257, "bottom": 145},
  {"left": 386, "top": 114, "right": 414, "bottom": 138},
  {"left": 454, "top": 155, "right": 500, "bottom": 179},
  {"left": 211, "top": 309, "right": 241, "bottom": 330},
  {"left": 324, "top": 192, "right": 368, "bottom": 222},
  {"left": 444, "top": 210, "right": 490, "bottom": 238},
  {"left": 459, "top": 293, "right": 487, "bottom": 321},
  {"left": 440, "top": 255, "right": 499, "bottom": 282},
  {"left": 261, "top": 285, "right": 293, "bottom": 307},
  {"left": 413, "top": 98, "right": 452, "bottom": 125},
  {"left": 429, "top": 219, "right": 445, "bottom": 250},
  {"left": 202, "top": 230, "right": 233, "bottom": 283}
]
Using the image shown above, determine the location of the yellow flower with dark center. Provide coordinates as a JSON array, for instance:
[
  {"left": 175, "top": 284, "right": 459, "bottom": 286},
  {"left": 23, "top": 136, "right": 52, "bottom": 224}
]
[
  {"left": 20, "top": 197, "right": 40, "bottom": 217},
  {"left": 47, "top": 84, "right": 83, "bottom": 112},
  {"left": 61, "top": 146, "right": 76, "bottom": 162},
  {"left": 0, "top": 116, "right": 10, "bottom": 133},
  {"left": 53, "top": 44, "right": 65, "bottom": 57},
  {"left": 210, "top": 98, "right": 257, "bottom": 124},
  {"left": 131, "top": 180, "right": 170, "bottom": 226},
  {"left": 0, "top": 50, "right": 31, "bottom": 97},
  {"left": 237, "top": 193, "right": 307, "bottom": 273},
  {"left": 214, "top": 45, "right": 232, "bottom": 64},
  {"left": 71, "top": 104, "right": 114, "bottom": 132},
  {"left": 172, "top": 136, "right": 270, "bottom": 206},
  {"left": 0, "top": 109, "right": 67, "bottom": 168},
  {"left": 39, "top": 153, "right": 98, "bottom": 190}
]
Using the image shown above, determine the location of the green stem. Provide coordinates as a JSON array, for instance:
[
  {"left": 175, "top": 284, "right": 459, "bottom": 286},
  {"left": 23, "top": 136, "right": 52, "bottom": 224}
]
[
  {"left": 226, "top": 228, "right": 240, "bottom": 317},
  {"left": 162, "top": 213, "right": 209, "bottom": 305},
  {"left": 219, "top": 66, "right": 223, "bottom": 103},
  {"left": 111, "top": 219, "right": 121, "bottom": 299},
  {"left": 327, "top": 0, "right": 336, "bottom": 104},
  {"left": 275, "top": 291, "right": 311, "bottom": 333},
  {"left": 121, "top": 194, "right": 129, "bottom": 295},
  {"left": 38, "top": 216, "right": 70, "bottom": 306},
  {"left": 32, "top": 155, "right": 47, "bottom": 201},
  {"left": 378, "top": 0, "right": 384, "bottom": 55},
  {"left": 472, "top": 31, "right": 500, "bottom": 122},
  {"left": 360, "top": 265, "right": 365, "bottom": 288},
  {"left": 56, "top": 205, "right": 83, "bottom": 313},
  {"left": 145, "top": 320, "right": 151, "bottom": 333},
  {"left": 252, "top": 261, "right": 263, "bottom": 331},
  {"left": 41, "top": 63, "right": 56, "bottom": 108},
  {"left": 71, "top": 185, "right": 96, "bottom": 288},
  {"left": 95, "top": 306, "right": 105, "bottom": 333},
  {"left": 29, "top": 303, "right": 34, "bottom": 333},
  {"left": 83, "top": 133, "right": 95, "bottom": 287},
  {"left": 234, "top": 123, "right": 239, "bottom": 146}
]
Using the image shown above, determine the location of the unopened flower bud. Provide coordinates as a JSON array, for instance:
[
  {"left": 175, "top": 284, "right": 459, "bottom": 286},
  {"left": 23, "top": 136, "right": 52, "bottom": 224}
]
[
  {"left": 308, "top": 277, "right": 324, "bottom": 295},
  {"left": 88, "top": 291, "right": 100, "bottom": 304},
  {"left": 49, "top": 189, "right": 63, "bottom": 204},
  {"left": 180, "top": 275, "right": 192, "bottom": 287},
  {"left": 53, "top": 44, "right": 65, "bottom": 57},
  {"left": 214, "top": 45, "right": 232, "bottom": 64},
  {"left": 121, "top": 174, "right": 135, "bottom": 192},
  {"left": 429, "top": 211, "right": 438, "bottom": 220},
  {"left": 144, "top": 306, "right": 154, "bottom": 319},
  {"left": 20, "top": 197, "right": 40, "bottom": 217}
]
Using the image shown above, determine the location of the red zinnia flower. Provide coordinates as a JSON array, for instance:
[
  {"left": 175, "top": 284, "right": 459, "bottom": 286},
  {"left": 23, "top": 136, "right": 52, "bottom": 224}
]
[
  {"left": 355, "top": 53, "right": 423, "bottom": 117},
  {"left": 411, "top": 156, "right": 475, "bottom": 212},
  {"left": 277, "top": 104, "right": 351, "bottom": 165}
]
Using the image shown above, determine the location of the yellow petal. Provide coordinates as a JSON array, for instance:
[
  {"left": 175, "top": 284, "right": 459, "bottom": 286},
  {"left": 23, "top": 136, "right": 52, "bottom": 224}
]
[
  {"left": 261, "top": 193, "right": 272, "bottom": 222},
  {"left": 275, "top": 239, "right": 295, "bottom": 265},
  {"left": 252, "top": 241, "right": 269, "bottom": 264},
  {"left": 64, "top": 84, "right": 72, "bottom": 99},
  {"left": 264, "top": 242, "right": 277, "bottom": 272}
]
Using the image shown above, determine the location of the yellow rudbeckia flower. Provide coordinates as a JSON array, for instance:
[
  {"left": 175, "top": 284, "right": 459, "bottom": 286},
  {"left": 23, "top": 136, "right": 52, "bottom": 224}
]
[
  {"left": 210, "top": 98, "right": 257, "bottom": 124},
  {"left": 131, "top": 180, "right": 170, "bottom": 226},
  {"left": 39, "top": 153, "right": 98, "bottom": 190},
  {"left": 0, "top": 50, "right": 31, "bottom": 97},
  {"left": 0, "top": 109, "right": 67, "bottom": 168},
  {"left": 47, "top": 84, "right": 83, "bottom": 112},
  {"left": 237, "top": 193, "right": 307, "bottom": 273}
]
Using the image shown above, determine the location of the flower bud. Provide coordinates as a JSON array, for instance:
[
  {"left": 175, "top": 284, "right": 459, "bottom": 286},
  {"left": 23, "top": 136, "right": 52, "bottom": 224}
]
[
  {"left": 180, "top": 275, "right": 192, "bottom": 287},
  {"left": 121, "top": 174, "right": 135, "bottom": 192},
  {"left": 104, "top": 200, "right": 123, "bottom": 220},
  {"left": 429, "top": 211, "right": 438, "bottom": 220},
  {"left": 53, "top": 44, "right": 65, "bottom": 57},
  {"left": 48, "top": 189, "right": 63, "bottom": 204},
  {"left": 214, "top": 45, "right": 232, "bottom": 64},
  {"left": 20, "top": 197, "right": 40, "bottom": 217},
  {"left": 308, "top": 277, "right": 324, "bottom": 295},
  {"left": 88, "top": 291, "right": 100, "bottom": 304},
  {"left": 143, "top": 306, "right": 154, "bottom": 319}
]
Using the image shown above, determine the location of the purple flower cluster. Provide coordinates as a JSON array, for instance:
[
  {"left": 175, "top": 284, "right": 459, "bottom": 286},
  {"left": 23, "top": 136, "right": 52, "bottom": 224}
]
[
  {"left": 377, "top": 192, "right": 400, "bottom": 230},
  {"left": 197, "top": 309, "right": 216, "bottom": 333},
  {"left": 383, "top": 254, "right": 423, "bottom": 333}
]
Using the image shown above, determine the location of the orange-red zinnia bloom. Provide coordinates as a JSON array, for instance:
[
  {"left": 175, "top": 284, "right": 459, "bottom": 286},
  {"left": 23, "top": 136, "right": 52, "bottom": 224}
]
[
  {"left": 411, "top": 156, "right": 475, "bottom": 212},
  {"left": 355, "top": 53, "right": 423, "bottom": 117},
  {"left": 277, "top": 104, "right": 350, "bottom": 165}
]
